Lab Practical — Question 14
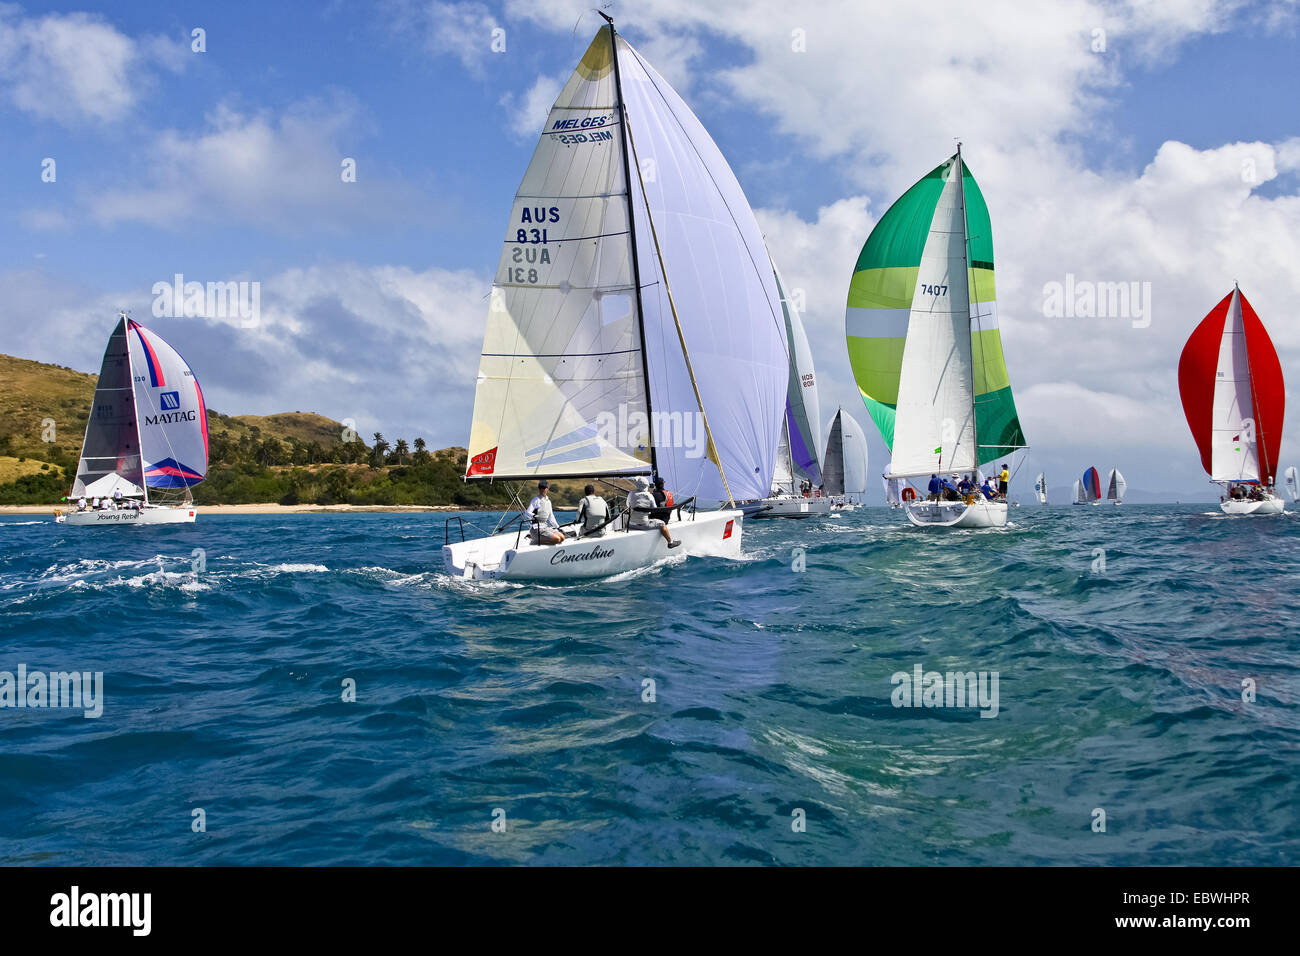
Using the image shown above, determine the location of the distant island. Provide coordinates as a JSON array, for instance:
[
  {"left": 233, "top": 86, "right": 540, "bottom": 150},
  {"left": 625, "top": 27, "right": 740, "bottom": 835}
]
[{"left": 0, "top": 353, "right": 536, "bottom": 508}]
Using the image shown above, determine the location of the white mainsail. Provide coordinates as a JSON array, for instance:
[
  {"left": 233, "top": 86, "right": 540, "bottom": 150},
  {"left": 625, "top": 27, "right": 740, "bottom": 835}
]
[
  {"left": 1034, "top": 472, "right": 1047, "bottom": 504},
  {"left": 1210, "top": 288, "right": 1259, "bottom": 483},
  {"left": 465, "top": 26, "right": 788, "bottom": 503},
  {"left": 888, "top": 156, "right": 976, "bottom": 477},
  {"left": 771, "top": 419, "right": 795, "bottom": 495},
  {"left": 824, "top": 406, "right": 868, "bottom": 497},
  {"left": 774, "top": 259, "right": 823, "bottom": 485}
]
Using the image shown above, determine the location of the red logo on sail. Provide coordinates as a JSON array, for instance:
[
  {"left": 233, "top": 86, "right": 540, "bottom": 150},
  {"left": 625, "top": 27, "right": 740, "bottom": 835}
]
[{"left": 468, "top": 447, "right": 497, "bottom": 476}]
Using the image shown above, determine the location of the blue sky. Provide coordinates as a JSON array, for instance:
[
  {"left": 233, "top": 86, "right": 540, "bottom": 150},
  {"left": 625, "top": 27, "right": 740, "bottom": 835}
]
[{"left": 4, "top": 0, "right": 1299, "bottom": 499}]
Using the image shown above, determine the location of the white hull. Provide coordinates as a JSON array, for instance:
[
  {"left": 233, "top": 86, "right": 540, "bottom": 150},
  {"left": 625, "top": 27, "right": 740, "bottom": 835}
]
[
  {"left": 753, "top": 496, "right": 832, "bottom": 519},
  {"left": 443, "top": 509, "right": 742, "bottom": 581},
  {"left": 55, "top": 505, "right": 197, "bottom": 525},
  {"left": 904, "top": 498, "right": 1007, "bottom": 529},
  {"left": 1220, "top": 495, "right": 1285, "bottom": 516}
]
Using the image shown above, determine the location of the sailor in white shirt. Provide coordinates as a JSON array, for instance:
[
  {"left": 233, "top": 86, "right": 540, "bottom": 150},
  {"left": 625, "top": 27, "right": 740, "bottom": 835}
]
[
  {"left": 524, "top": 479, "right": 565, "bottom": 546},
  {"left": 627, "top": 476, "right": 680, "bottom": 548}
]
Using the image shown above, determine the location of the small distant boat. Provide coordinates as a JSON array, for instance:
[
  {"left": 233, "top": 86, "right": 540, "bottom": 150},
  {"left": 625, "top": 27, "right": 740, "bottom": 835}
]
[
  {"left": 1105, "top": 467, "right": 1126, "bottom": 505},
  {"left": 1285, "top": 466, "right": 1299, "bottom": 501},
  {"left": 845, "top": 146, "right": 1027, "bottom": 529},
  {"left": 1072, "top": 479, "right": 1087, "bottom": 505},
  {"left": 56, "top": 314, "right": 207, "bottom": 525},
  {"left": 1178, "top": 284, "right": 1285, "bottom": 516},
  {"left": 1034, "top": 472, "right": 1047, "bottom": 504},
  {"left": 753, "top": 260, "right": 831, "bottom": 519},
  {"left": 444, "top": 17, "right": 787, "bottom": 579},
  {"left": 823, "top": 407, "right": 868, "bottom": 511},
  {"left": 1081, "top": 466, "right": 1102, "bottom": 506}
]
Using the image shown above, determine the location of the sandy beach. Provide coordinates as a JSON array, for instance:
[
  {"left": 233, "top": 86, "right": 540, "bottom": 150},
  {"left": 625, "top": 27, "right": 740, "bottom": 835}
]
[{"left": 0, "top": 503, "right": 474, "bottom": 516}]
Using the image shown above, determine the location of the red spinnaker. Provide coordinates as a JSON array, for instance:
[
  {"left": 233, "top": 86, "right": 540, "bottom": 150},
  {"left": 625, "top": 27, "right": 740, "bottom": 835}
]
[
  {"left": 1083, "top": 467, "right": 1100, "bottom": 500},
  {"left": 1177, "top": 288, "right": 1285, "bottom": 481}
]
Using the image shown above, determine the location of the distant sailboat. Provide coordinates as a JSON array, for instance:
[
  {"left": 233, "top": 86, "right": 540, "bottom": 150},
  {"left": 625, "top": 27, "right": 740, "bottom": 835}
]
[
  {"left": 845, "top": 146, "right": 1027, "bottom": 528},
  {"left": 1178, "top": 284, "right": 1285, "bottom": 516},
  {"left": 1081, "top": 467, "right": 1102, "bottom": 505},
  {"left": 443, "top": 17, "right": 787, "bottom": 579},
  {"left": 1034, "top": 472, "right": 1047, "bottom": 504},
  {"left": 1285, "top": 466, "right": 1299, "bottom": 501},
  {"left": 754, "top": 260, "right": 831, "bottom": 519},
  {"left": 1072, "top": 479, "right": 1087, "bottom": 505},
  {"left": 823, "top": 407, "right": 868, "bottom": 510},
  {"left": 1105, "top": 467, "right": 1126, "bottom": 504},
  {"left": 56, "top": 314, "right": 206, "bottom": 525}
]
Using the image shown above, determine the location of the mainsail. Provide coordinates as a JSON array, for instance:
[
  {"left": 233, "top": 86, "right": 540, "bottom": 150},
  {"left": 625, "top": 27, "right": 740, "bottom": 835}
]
[
  {"left": 466, "top": 24, "right": 788, "bottom": 505},
  {"left": 1073, "top": 479, "right": 1086, "bottom": 504},
  {"left": 823, "top": 406, "right": 868, "bottom": 497},
  {"left": 774, "top": 260, "right": 823, "bottom": 485},
  {"left": 1178, "top": 285, "right": 1285, "bottom": 485},
  {"left": 1285, "top": 465, "right": 1299, "bottom": 501},
  {"left": 72, "top": 316, "right": 208, "bottom": 499},
  {"left": 1106, "top": 468, "right": 1126, "bottom": 502},
  {"left": 845, "top": 148, "right": 1025, "bottom": 479}
]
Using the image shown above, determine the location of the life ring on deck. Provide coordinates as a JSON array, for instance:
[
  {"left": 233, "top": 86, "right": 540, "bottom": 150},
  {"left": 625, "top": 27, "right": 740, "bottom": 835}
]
[{"left": 901, "top": 486, "right": 917, "bottom": 502}]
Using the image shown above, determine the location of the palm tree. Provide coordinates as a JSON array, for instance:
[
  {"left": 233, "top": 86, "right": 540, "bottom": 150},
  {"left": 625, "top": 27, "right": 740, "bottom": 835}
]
[{"left": 391, "top": 439, "right": 410, "bottom": 465}]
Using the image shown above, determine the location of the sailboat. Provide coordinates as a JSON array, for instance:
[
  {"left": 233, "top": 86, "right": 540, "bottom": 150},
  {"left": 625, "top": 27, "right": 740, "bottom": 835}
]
[
  {"left": 1081, "top": 466, "right": 1102, "bottom": 505},
  {"left": 753, "top": 260, "right": 830, "bottom": 519},
  {"left": 1178, "top": 284, "right": 1286, "bottom": 516},
  {"left": 823, "top": 407, "right": 868, "bottom": 510},
  {"left": 442, "top": 17, "right": 788, "bottom": 580},
  {"left": 845, "top": 146, "right": 1027, "bottom": 528},
  {"left": 1105, "top": 467, "right": 1126, "bottom": 504},
  {"left": 1072, "top": 479, "right": 1087, "bottom": 505},
  {"left": 1034, "top": 472, "right": 1047, "bottom": 504},
  {"left": 1285, "top": 466, "right": 1299, "bottom": 501},
  {"left": 56, "top": 313, "right": 207, "bottom": 525}
]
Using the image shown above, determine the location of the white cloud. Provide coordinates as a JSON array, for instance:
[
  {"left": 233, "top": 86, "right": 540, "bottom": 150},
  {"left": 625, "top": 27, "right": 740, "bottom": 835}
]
[
  {"left": 499, "top": 71, "right": 563, "bottom": 140},
  {"left": 394, "top": 0, "right": 502, "bottom": 74},
  {"left": 0, "top": 6, "right": 184, "bottom": 125},
  {"left": 88, "top": 98, "right": 425, "bottom": 233}
]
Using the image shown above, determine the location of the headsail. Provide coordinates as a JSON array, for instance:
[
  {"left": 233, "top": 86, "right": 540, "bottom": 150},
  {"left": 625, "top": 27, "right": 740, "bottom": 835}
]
[
  {"left": 823, "top": 406, "right": 868, "bottom": 497},
  {"left": 1178, "top": 286, "right": 1285, "bottom": 485},
  {"left": 1106, "top": 468, "right": 1126, "bottom": 502},
  {"left": 72, "top": 316, "right": 145, "bottom": 497},
  {"left": 774, "top": 260, "right": 823, "bottom": 485},
  {"left": 1073, "top": 479, "right": 1086, "bottom": 504},
  {"left": 846, "top": 150, "right": 1025, "bottom": 478},
  {"left": 127, "top": 320, "right": 208, "bottom": 489}
]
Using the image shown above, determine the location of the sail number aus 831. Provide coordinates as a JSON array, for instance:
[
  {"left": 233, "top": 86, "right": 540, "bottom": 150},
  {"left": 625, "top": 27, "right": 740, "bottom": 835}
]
[{"left": 920, "top": 283, "right": 948, "bottom": 296}]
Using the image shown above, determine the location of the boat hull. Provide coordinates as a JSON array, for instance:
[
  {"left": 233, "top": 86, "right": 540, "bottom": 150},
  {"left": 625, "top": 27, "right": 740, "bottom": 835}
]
[
  {"left": 904, "top": 498, "right": 1007, "bottom": 528},
  {"left": 442, "top": 509, "right": 743, "bottom": 581},
  {"left": 55, "top": 506, "right": 197, "bottom": 526},
  {"left": 1220, "top": 495, "right": 1285, "bottom": 516},
  {"left": 752, "top": 496, "right": 831, "bottom": 519}
]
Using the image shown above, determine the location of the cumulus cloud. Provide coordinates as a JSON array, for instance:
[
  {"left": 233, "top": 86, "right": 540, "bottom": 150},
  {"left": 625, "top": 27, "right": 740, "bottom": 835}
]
[{"left": 0, "top": 5, "right": 184, "bottom": 125}]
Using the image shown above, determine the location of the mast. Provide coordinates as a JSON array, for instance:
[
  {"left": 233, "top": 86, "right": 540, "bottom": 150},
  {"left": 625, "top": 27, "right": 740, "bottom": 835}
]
[
  {"left": 603, "top": 12, "right": 659, "bottom": 481},
  {"left": 954, "top": 142, "right": 981, "bottom": 469},
  {"left": 1235, "top": 282, "right": 1269, "bottom": 486},
  {"left": 122, "top": 312, "right": 149, "bottom": 506}
]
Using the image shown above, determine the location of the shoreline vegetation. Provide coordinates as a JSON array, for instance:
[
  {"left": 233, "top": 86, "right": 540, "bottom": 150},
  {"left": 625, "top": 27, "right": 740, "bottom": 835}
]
[{"left": 0, "top": 352, "right": 609, "bottom": 509}]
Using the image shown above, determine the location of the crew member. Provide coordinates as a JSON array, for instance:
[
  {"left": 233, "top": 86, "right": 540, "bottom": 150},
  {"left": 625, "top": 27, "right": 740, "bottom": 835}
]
[
  {"left": 575, "top": 484, "right": 609, "bottom": 537},
  {"left": 524, "top": 480, "right": 565, "bottom": 546},
  {"left": 998, "top": 463, "right": 1010, "bottom": 498},
  {"left": 628, "top": 476, "right": 680, "bottom": 548}
]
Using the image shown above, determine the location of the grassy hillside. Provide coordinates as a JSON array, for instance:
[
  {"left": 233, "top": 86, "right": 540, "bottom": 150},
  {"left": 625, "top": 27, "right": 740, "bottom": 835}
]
[{"left": 0, "top": 352, "right": 524, "bottom": 508}]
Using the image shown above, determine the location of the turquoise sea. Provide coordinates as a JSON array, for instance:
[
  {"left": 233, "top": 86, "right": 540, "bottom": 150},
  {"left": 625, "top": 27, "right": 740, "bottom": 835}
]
[{"left": 1, "top": 505, "right": 1297, "bottom": 865}]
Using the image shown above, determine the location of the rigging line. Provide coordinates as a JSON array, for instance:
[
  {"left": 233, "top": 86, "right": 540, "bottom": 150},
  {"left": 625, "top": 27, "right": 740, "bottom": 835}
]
[
  {"left": 1236, "top": 289, "right": 1270, "bottom": 484},
  {"left": 624, "top": 97, "right": 736, "bottom": 508},
  {"left": 622, "top": 43, "right": 787, "bottom": 353}
]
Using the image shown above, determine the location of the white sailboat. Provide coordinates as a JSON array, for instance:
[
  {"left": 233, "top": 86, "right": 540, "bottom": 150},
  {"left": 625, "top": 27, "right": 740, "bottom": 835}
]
[
  {"left": 1285, "top": 466, "right": 1299, "bottom": 501},
  {"left": 1034, "top": 472, "right": 1047, "bottom": 504},
  {"left": 1178, "top": 285, "right": 1286, "bottom": 516},
  {"left": 1071, "top": 479, "right": 1087, "bottom": 505},
  {"left": 754, "top": 260, "right": 830, "bottom": 519},
  {"left": 1105, "top": 467, "right": 1126, "bottom": 504},
  {"left": 56, "top": 314, "right": 207, "bottom": 525},
  {"left": 823, "top": 407, "right": 868, "bottom": 511},
  {"left": 846, "top": 146, "right": 1028, "bottom": 529},
  {"left": 443, "top": 17, "right": 787, "bottom": 580}
]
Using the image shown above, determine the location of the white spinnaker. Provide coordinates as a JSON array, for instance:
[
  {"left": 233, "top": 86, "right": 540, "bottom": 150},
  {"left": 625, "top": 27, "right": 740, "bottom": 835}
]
[
  {"left": 617, "top": 36, "right": 787, "bottom": 503},
  {"left": 1035, "top": 472, "right": 1047, "bottom": 503},
  {"left": 774, "top": 260, "right": 823, "bottom": 484},
  {"left": 1106, "top": 468, "right": 1126, "bottom": 501},
  {"left": 889, "top": 157, "right": 976, "bottom": 478},
  {"left": 127, "top": 321, "right": 208, "bottom": 489},
  {"left": 1285, "top": 465, "right": 1299, "bottom": 499},
  {"left": 1210, "top": 289, "right": 1260, "bottom": 482},
  {"left": 467, "top": 31, "right": 649, "bottom": 479},
  {"left": 72, "top": 316, "right": 145, "bottom": 498},
  {"left": 838, "top": 407, "right": 869, "bottom": 496},
  {"left": 771, "top": 419, "right": 795, "bottom": 495}
]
